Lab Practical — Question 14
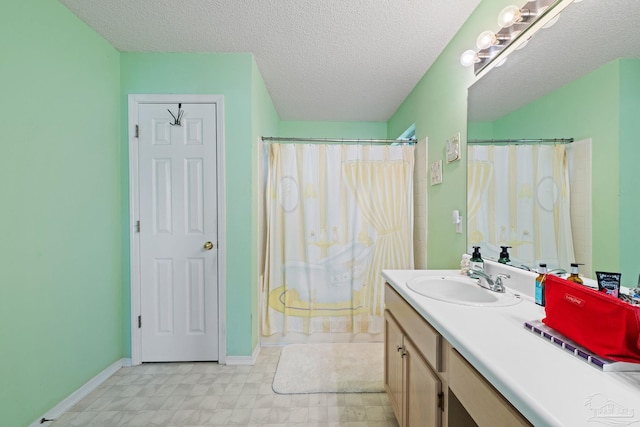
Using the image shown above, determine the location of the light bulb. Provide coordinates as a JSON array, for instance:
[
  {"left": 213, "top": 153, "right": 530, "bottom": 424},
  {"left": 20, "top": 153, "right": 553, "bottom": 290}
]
[
  {"left": 460, "top": 50, "right": 477, "bottom": 67},
  {"left": 494, "top": 57, "right": 507, "bottom": 67},
  {"left": 476, "top": 30, "right": 497, "bottom": 50},
  {"left": 508, "top": 30, "right": 530, "bottom": 50},
  {"left": 543, "top": 14, "right": 560, "bottom": 28},
  {"left": 498, "top": 5, "right": 521, "bottom": 28},
  {"left": 515, "top": 38, "right": 529, "bottom": 50}
]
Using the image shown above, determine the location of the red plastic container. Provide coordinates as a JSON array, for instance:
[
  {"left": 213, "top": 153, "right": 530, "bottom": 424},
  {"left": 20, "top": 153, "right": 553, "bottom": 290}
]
[{"left": 542, "top": 275, "right": 640, "bottom": 363}]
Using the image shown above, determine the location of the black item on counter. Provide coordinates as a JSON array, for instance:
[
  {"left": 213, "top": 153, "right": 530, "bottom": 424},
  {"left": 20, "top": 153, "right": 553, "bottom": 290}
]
[{"left": 595, "top": 271, "right": 621, "bottom": 297}]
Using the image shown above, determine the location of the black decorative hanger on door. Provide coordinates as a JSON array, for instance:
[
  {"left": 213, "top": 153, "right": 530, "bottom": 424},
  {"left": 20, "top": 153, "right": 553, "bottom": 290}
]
[{"left": 168, "top": 103, "right": 184, "bottom": 126}]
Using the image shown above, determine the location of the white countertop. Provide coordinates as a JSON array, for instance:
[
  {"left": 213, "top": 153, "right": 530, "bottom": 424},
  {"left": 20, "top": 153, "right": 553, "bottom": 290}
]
[{"left": 383, "top": 268, "right": 640, "bottom": 427}]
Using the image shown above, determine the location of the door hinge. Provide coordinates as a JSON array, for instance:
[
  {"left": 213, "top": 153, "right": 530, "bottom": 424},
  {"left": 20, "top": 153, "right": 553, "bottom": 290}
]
[
  {"left": 135, "top": 220, "right": 140, "bottom": 233},
  {"left": 135, "top": 124, "right": 139, "bottom": 138},
  {"left": 438, "top": 391, "right": 445, "bottom": 411},
  {"left": 138, "top": 315, "right": 142, "bottom": 328}
]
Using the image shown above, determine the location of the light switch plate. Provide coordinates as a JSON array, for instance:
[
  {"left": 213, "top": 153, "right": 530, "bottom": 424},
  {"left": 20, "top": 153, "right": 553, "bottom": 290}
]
[
  {"left": 430, "top": 160, "right": 443, "bottom": 185},
  {"left": 446, "top": 133, "right": 461, "bottom": 163}
]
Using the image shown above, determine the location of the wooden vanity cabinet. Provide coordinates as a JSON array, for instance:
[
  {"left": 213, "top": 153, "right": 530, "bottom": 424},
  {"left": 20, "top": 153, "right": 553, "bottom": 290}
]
[
  {"left": 384, "top": 283, "right": 532, "bottom": 427},
  {"left": 385, "top": 285, "right": 443, "bottom": 427},
  {"left": 384, "top": 313, "right": 405, "bottom": 419},
  {"left": 404, "top": 337, "right": 442, "bottom": 426},
  {"left": 448, "top": 349, "right": 531, "bottom": 427}
]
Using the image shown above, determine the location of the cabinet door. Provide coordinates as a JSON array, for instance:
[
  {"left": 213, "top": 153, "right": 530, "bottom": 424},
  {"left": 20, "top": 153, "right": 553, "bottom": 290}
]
[
  {"left": 449, "top": 349, "right": 531, "bottom": 427},
  {"left": 405, "top": 338, "right": 442, "bottom": 427},
  {"left": 385, "top": 311, "right": 405, "bottom": 425}
]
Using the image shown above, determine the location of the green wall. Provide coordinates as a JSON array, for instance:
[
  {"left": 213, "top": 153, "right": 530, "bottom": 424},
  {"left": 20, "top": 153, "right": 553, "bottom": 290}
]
[
  {"left": 0, "top": 1, "right": 515, "bottom": 424},
  {"left": 0, "top": 1, "right": 122, "bottom": 426},
  {"left": 619, "top": 59, "right": 640, "bottom": 285},
  {"left": 119, "top": 53, "right": 387, "bottom": 358},
  {"left": 120, "top": 52, "right": 260, "bottom": 357},
  {"left": 467, "top": 121, "right": 494, "bottom": 140},
  {"left": 11, "top": 1, "right": 636, "bottom": 424},
  {"left": 279, "top": 121, "right": 387, "bottom": 139},
  {"left": 388, "top": 0, "right": 513, "bottom": 268},
  {"left": 119, "top": 53, "right": 391, "bottom": 357},
  {"left": 389, "top": 0, "right": 639, "bottom": 280},
  {"left": 470, "top": 59, "right": 640, "bottom": 282},
  {"left": 251, "top": 59, "right": 280, "bottom": 351}
]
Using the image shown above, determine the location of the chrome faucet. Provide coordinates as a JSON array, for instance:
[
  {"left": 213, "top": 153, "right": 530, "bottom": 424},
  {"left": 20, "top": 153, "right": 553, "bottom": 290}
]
[
  {"left": 547, "top": 268, "right": 567, "bottom": 277},
  {"left": 467, "top": 268, "right": 509, "bottom": 293},
  {"left": 494, "top": 273, "right": 510, "bottom": 292}
]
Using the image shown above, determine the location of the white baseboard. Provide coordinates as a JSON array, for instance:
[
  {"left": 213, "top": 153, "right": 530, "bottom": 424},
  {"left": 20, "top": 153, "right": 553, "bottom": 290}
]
[
  {"left": 225, "top": 345, "right": 260, "bottom": 365},
  {"left": 30, "top": 358, "right": 129, "bottom": 427}
]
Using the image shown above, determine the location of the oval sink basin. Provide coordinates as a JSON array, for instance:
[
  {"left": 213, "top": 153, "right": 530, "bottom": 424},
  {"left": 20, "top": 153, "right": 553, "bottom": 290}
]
[{"left": 406, "top": 276, "right": 522, "bottom": 307}]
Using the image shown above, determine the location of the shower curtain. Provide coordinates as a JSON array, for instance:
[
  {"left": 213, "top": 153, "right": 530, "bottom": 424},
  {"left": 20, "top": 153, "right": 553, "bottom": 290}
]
[
  {"left": 262, "top": 143, "right": 414, "bottom": 336},
  {"left": 467, "top": 144, "right": 575, "bottom": 270}
]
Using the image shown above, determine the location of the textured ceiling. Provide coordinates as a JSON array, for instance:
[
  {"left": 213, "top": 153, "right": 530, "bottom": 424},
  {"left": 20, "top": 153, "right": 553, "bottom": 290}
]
[
  {"left": 468, "top": 0, "right": 640, "bottom": 122},
  {"left": 58, "top": 0, "right": 482, "bottom": 122}
]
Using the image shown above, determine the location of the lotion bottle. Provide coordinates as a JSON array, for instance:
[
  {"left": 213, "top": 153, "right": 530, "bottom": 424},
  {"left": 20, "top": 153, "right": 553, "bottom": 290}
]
[
  {"left": 567, "top": 263, "right": 584, "bottom": 285},
  {"left": 498, "top": 246, "right": 512, "bottom": 264},
  {"left": 535, "top": 263, "right": 547, "bottom": 306},
  {"left": 470, "top": 246, "right": 484, "bottom": 272}
]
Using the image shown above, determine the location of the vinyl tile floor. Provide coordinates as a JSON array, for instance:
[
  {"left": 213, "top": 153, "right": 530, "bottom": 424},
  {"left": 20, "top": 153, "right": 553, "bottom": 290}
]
[{"left": 51, "top": 346, "right": 400, "bottom": 427}]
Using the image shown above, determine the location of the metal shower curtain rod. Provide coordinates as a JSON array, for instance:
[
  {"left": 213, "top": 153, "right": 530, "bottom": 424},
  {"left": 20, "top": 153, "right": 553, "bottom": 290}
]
[
  {"left": 469, "top": 138, "right": 574, "bottom": 144},
  {"left": 261, "top": 136, "right": 416, "bottom": 145}
]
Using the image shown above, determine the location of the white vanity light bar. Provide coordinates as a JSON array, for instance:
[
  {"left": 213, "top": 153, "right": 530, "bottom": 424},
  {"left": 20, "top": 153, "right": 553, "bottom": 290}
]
[{"left": 461, "top": 0, "right": 576, "bottom": 80}]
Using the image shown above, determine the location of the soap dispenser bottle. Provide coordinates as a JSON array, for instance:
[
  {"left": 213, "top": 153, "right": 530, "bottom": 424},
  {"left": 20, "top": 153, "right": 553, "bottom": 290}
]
[
  {"left": 535, "top": 263, "right": 547, "bottom": 306},
  {"left": 470, "top": 246, "right": 484, "bottom": 272},
  {"left": 567, "top": 263, "right": 584, "bottom": 285},
  {"left": 498, "top": 246, "right": 512, "bottom": 264}
]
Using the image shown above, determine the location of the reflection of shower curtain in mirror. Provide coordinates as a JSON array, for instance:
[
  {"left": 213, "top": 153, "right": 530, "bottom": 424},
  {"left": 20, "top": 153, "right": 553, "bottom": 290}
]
[
  {"left": 262, "top": 143, "right": 414, "bottom": 336},
  {"left": 467, "top": 144, "right": 574, "bottom": 269}
]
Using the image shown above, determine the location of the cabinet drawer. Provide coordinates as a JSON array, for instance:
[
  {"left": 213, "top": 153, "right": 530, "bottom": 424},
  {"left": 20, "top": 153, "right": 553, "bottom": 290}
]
[
  {"left": 385, "top": 284, "right": 441, "bottom": 371},
  {"left": 449, "top": 349, "right": 531, "bottom": 427}
]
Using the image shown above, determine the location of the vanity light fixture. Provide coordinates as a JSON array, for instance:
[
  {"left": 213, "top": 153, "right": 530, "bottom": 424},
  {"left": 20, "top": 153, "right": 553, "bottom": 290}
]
[
  {"left": 542, "top": 13, "right": 561, "bottom": 28},
  {"left": 460, "top": 0, "right": 578, "bottom": 77},
  {"left": 497, "top": 5, "right": 536, "bottom": 28},
  {"left": 460, "top": 50, "right": 492, "bottom": 67},
  {"left": 494, "top": 56, "right": 508, "bottom": 68},
  {"left": 460, "top": 49, "right": 481, "bottom": 67},
  {"left": 476, "top": 30, "right": 511, "bottom": 50}
]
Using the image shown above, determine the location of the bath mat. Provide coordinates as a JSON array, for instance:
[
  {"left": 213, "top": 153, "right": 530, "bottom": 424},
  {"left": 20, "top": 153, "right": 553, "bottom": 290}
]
[{"left": 272, "top": 342, "right": 384, "bottom": 394}]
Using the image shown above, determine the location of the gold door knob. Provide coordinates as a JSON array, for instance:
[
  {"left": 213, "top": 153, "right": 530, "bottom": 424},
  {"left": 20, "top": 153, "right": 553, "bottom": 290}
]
[{"left": 204, "top": 241, "right": 214, "bottom": 250}]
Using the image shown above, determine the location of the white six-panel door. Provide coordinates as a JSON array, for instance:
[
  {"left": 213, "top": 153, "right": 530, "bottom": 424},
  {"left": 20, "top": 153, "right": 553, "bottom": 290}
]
[{"left": 138, "top": 102, "right": 219, "bottom": 361}]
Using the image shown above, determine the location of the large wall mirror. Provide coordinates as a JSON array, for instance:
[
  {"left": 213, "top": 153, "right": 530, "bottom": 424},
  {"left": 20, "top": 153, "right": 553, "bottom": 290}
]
[{"left": 466, "top": 0, "right": 640, "bottom": 280}]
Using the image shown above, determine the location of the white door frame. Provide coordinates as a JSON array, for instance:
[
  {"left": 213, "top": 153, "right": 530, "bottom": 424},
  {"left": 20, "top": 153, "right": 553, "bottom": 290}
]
[{"left": 128, "top": 94, "right": 227, "bottom": 365}]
